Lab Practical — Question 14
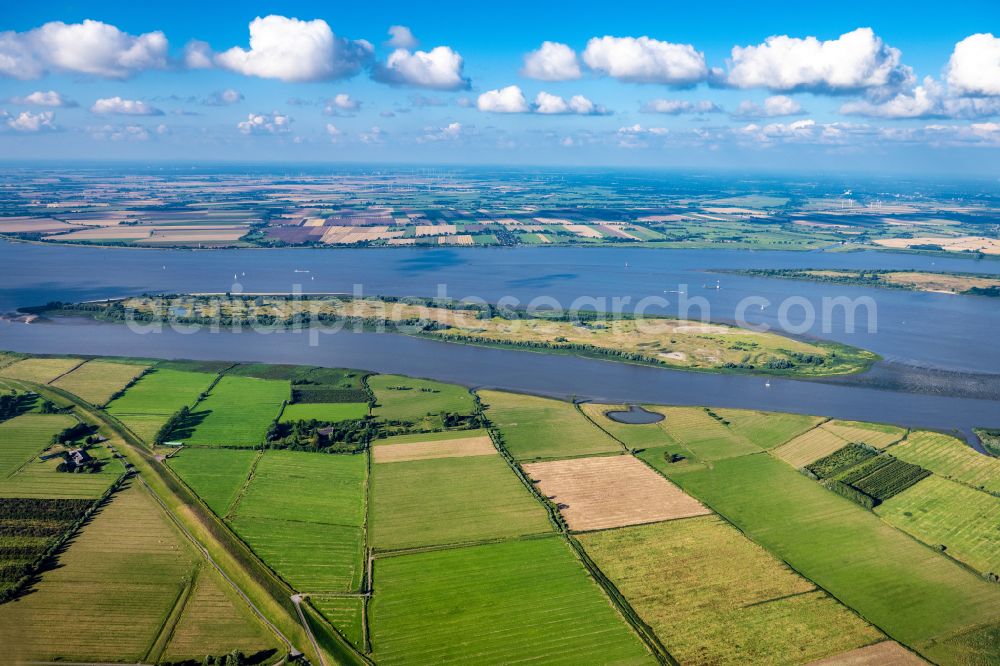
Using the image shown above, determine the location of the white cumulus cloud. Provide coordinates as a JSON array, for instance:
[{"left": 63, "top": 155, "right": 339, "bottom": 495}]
[
  {"left": 373, "top": 46, "right": 469, "bottom": 90},
  {"left": 9, "top": 90, "right": 75, "bottom": 107},
  {"left": 582, "top": 36, "right": 707, "bottom": 85},
  {"left": 215, "top": 15, "right": 373, "bottom": 82},
  {"left": 534, "top": 91, "right": 607, "bottom": 115},
  {"left": 5, "top": 110, "right": 57, "bottom": 132},
  {"left": 522, "top": 42, "right": 581, "bottom": 81},
  {"left": 324, "top": 93, "right": 360, "bottom": 115},
  {"left": 0, "top": 19, "right": 167, "bottom": 80},
  {"left": 841, "top": 77, "right": 1000, "bottom": 119},
  {"left": 642, "top": 99, "right": 721, "bottom": 114},
  {"left": 91, "top": 96, "right": 163, "bottom": 116},
  {"left": 204, "top": 88, "right": 243, "bottom": 106},
  {"left": 726, "top": 28, "right": 912, "bottom": 93},
  {"left": 386, "top": 25, "right": 418, "bottom": 49},
  {"left": 237, "top": 112, "right": 292, "bottom": 134},
  {"left": 947, "top": 33, "right": 1000, "bottom": 97},
  {"left": 734, "top": 95, "right": 803, "bottom": 117},
  {"left": 183, "top": 40, "right": 213, "bottom": 69},
  {"left": 477, "top": 86, "right": 529, "bottom": 113}
]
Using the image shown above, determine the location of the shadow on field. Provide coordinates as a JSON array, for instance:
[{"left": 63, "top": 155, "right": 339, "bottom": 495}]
[{"left": 169, "top": 409, "right": 211, "bottom": 440}]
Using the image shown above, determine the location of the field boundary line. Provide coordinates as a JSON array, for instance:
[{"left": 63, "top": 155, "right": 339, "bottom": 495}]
[
  {"left": 225, "top": 448, "right": 264, "bottom": 520},
  {"left": 371, "top": 531, "right": 561, "bottom": 559},
  {"left": 565, "top": 533, "right": 677, "bottom": 666},
  {"left": 361, "top": 443, "right": 373, "bottom": 653},
  {"left": 144, "top": 570, "right": 196, "bottom": 664},
  {"left": 574, "top": 400, "right": 630, "bottom": 453},
  {"left": 45, "top": 358, "right": 88, "bottom": 385},
  {"left": 739, "top": 587, "right": 818, "bottom": 609}
]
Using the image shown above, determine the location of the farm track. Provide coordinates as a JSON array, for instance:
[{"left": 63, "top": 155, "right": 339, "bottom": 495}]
[{"left": 13, "top": 379, "right": 369, "bottom": 666}]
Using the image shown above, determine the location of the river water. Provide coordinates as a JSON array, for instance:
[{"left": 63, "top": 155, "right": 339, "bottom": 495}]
[{"left": 1, "top": 240, "right": 998, "bottom": 437}]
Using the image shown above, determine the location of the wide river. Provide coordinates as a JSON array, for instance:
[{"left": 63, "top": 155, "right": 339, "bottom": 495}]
[{"left": 1, "top": 240, "right": 998, "bottom": 437}]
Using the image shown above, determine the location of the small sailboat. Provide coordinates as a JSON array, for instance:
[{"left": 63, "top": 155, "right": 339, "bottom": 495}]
[{"left": 765, "top": 380, "right": 771, "bottom": 388}]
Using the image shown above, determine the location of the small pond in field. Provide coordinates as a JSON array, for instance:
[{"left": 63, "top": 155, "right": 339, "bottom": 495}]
[{"left": 603, "top": 405, "right": 665, "bottom": 424}]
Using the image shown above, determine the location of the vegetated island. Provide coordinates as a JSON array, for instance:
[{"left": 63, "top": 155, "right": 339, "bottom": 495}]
[
  {"left": 718, "top": 268, "right": 1000, "bottom": 296},
  {"left": 26, "top": 294, "right": 878, "bottom": 377},
  {"left": 975, "top": 429, "right": 1000, "bottom": 457}
]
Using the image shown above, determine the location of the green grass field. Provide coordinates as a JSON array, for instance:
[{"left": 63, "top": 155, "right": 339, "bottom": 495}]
[
  {"left": 479, "top": 390, "right": 622, "bottom": 460},
  {"left": 0, "top": 412, "right": 76, "bottom": 478},
  {"left": 229, "top": 450, "right": 366, "bottom": 592},
  {"left": 370, "top": 374, "right": 475, "bottom": 425},
  {"left": 650, "top": 406, "right": 762, "bottom": 460},
  {"left": 0, "top": 485, "right": 195, "bottom": 661},
  {"left": 713, "top": 408, "right": 824, "bottom": 449},
  {"left": 579, "top": 516, "right": 883, "bottom": 665},
  {"left": 311, "top": 595, "right": 365, "bottom": 651},
  {"left": 877, "top": 475, "right": 1000, "bottom": 575},
  {"left": 105, "top": 368, "right": 217, "bottom": 443},
  {"left": 50, "top": 360, "right": 149, "bottom": 405},
  {"left": 889, "top": 431, "right": 1000, "bottom": 494},
  {"left": 657, "top": 453, "right": 1000, "bottom": 660},
  {"left": 371, "top": 454, "right": 552, "bottom": 550},
  {"left": 578, "top": 403, "right": 675, "bottom": 449},
  {"left": 185, "top": 375, "right": 289, "bottom": 446},
  {"left": 370, "top": 537, "right": 653, "bottom": 665},
  {"left": 0, "top": 356, "right": 82, "bottom": 384},
  {"left": 280, "top": 402, "right": 369, "bottom": 423},
  {"left": 167, "top": 447, "right": 258, "bottom": 516}
]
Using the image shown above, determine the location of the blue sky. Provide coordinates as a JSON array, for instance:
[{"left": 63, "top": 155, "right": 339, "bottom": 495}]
[{"left": 2, "top": 0, "right": 1000, "bottom": 173}]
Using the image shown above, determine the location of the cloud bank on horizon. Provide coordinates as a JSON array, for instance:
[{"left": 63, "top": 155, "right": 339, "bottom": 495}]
[{"left": 1, "top": 5, "right": 999, "bottom": 170}]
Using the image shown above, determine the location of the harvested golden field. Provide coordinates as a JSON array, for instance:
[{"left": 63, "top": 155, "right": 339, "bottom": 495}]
[
  {"left": 820, "top": 420, "right": 905, "bottom": 449},
  {"left": 439, "top": 234, "right": 474, "bottom": 245},
  {"left": 320, "top": 225, "right": 406, "bottom": 244},
  {"left": 373, "top": 434, "right": 496, "bottom": 463},
  {"left": 522, "top": 455, "right": 710, "bottom": 531},
  {"left": 805, "top": 641, "right": 924, "bottom": 665},
  {"left": 0, "top": 356, "right": 82, "bottom": 383},
  {"left": 51, "top": 359, "right": 149, "bottom": 405},
  {"left": 415, "top": 224, "right": 456, "bottom": 236},
  {"left": 874, "top": 236, "right": 1000, "bottom": 254},
  {"left": 773, "top": 425, "right": 848, "bottom": 468},
  {"left": 883, "top": 271, "right": 1000, "bottom": 294}
]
